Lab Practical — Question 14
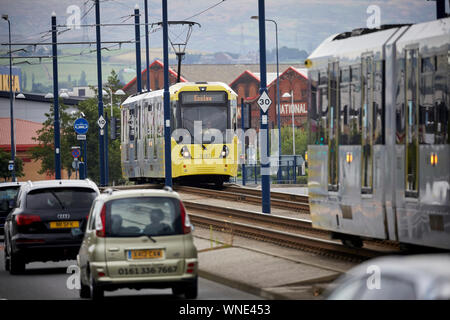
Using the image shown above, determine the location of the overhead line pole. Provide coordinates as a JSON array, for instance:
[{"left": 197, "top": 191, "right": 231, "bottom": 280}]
[
  {"left": 51, "top": 12, "right": 61, "bottom": 180},
  {"left": 135, "top": 5, "right": 142, "bottom": 94},
  {"left": 95, "top": 0, "right": 106, "bottom": 186},
  {"left": 162, "top": 0, "right": 172, "bottom": 187},
  {"left": 144, "top": 0, "right": 151, "bottom": 91},
  {"left": 258, "top": 0, "right": 271, "bottom": 214}
]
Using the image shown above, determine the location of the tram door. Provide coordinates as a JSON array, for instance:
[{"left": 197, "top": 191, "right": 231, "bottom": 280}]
[
  {"left": 405, "top": 48, "right": 419, "bottom": 197},
  {"left": 361, "top": 55, "right": 374, "bottom": 194},
  {"left": 328, "top": 62, "right": 339, "bottom": 191}
]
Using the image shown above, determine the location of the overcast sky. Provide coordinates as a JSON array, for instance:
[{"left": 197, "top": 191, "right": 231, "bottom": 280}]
[{"left": 0, "top": 0, "right": 442, "bottom": 55}]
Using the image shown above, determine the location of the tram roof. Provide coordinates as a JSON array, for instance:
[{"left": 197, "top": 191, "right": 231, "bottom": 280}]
[{"left": 122, "top": 81, "right": 237, "bottom": 106}]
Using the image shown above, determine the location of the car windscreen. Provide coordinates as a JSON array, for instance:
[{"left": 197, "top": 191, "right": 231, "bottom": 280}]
[
  {"left": 106, "top": 197, "right": 182, "bottom": 237},
  {"left": 26, "top": 188, "right": 97, "bottom": 210},
  {"left": 0, "top": 186, "right": 20, "bottom": 212}
]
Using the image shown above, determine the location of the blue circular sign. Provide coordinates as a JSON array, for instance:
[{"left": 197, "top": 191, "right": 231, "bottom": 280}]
[{"left": 74, "top": 118, "right": 89, "bottom": 135}]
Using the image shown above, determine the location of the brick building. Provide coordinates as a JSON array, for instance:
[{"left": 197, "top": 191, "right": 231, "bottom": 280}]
[
  {"left": 0, "top": 118, "right": 55, "bottom": 181},
  {"left": 122, "top": 61, "right": 309, "bottom": 131},
  {"left": 230, "top": 67, "right": 309, "bottom": 130}
]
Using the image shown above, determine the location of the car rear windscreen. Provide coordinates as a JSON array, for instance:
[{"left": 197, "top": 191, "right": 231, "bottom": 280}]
[
  {"left": 26, "top": 188, "right": 97, "bottom": 210},
  {"left": 106, "top": 197, "right": 182, "bottom": 237}
]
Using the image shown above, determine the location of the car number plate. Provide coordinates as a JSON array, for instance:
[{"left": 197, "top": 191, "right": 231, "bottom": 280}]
[
  {"left": 50, "top": 221, "right": 80, "bottom": 229},
  {"left": 128, "top": 249, "right": 163, "bottom": 260}
]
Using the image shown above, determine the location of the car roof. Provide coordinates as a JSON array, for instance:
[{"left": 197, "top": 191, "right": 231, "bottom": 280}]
[
  {"left": 20, "top": 179, "right": 100, "bottom": 193},
  {"left": 346, "top": 254, "right": 450, "bottom": 280},
  {"left": 0, "top": 181, "right": 25, "bottom": 188},
  {"left": 97, "top": 188, "right": 181, "bottom": 202}
]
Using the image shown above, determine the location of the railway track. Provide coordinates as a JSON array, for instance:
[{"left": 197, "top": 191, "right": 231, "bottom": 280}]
[
  {"left": 183, "top": 200, "right": 398, "bottom": 262},
  {"left": 102, "top": 184, "right": 400, "bottom": 258},
  {"left": 176, "top": 185, "right": 310, "bottom": 213}
]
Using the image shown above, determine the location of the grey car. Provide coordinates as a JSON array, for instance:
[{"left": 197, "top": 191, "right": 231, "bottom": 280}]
[
  {"left": 326, "top": 254, "right": 450, "bottom": 300},
  {"left": 77, "top": 187, "right": 198, "bottom": 300}
]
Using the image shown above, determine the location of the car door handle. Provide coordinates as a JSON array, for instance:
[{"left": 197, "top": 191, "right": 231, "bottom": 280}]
[{"left": 108, "top": 248, "right": 120, "bottom": 252}]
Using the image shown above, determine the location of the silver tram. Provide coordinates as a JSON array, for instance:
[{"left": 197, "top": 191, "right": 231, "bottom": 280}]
[{"left": 307, "top": 17, "right": 449, "bottom": 250}]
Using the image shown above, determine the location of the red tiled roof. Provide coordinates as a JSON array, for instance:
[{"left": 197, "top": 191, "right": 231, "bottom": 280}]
[
  {"left": 0, "top": 118, "right": 43, "bottom": 149},
  {"left": 122, "top": 59, "right": 188, "bottom": 91}
]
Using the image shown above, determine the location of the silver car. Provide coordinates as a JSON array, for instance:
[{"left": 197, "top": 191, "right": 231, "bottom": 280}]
[
  {"left": 77, "top": 187, "right": 198, "bottom": 300},
  {"left": 327, "top": 254, "right": 450, "bottom": 300}
]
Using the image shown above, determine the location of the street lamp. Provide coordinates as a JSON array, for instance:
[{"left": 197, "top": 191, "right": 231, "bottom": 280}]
[
  {"left": 282, "top": 91, "right": 295, "bottom": 155},
  {"left": 2, "top": 14, "right": 16, "bottom": 181},
  {"left": 251, "top": 15, "right": 281, "bottom": 183}
]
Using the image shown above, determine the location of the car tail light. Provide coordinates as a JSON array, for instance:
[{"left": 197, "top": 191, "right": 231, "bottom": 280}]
[
  {"left": 180, "top": 201, "right": 191, "bottom": 234},
  {"left": 186, "top": 262, "right": 196, "bottom": 274},
  {"left": 96, "top": 204, "right": 107, "bottom": 237},
  {"left": 15, "top": 214, "right": 41, "bottom": 226}
]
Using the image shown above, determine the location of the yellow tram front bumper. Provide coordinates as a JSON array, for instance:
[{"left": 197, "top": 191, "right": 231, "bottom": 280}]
[{"left": 172, "top": 159, "right": 238, "bottom": 178}]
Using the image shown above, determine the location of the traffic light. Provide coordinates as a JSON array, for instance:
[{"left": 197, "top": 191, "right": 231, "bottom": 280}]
[{"left": 110, "top": 117, "right": 120, "bottom": 140}]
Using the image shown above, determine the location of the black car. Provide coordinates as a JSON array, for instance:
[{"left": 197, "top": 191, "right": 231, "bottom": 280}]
[
  {"left": 3, "top": 179, "right": 100, "bottom": 274},
  {"left": 0, "top": 182, "right": 24, "bottom": 236}
]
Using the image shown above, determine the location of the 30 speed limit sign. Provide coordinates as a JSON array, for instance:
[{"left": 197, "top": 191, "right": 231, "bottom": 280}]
[{"left": 257, "top": 91, "right": 272, "bottom": 113}]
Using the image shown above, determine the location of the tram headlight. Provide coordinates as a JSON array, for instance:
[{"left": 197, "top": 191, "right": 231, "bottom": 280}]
[
  {"left": 220, "top": 145, "right": 229, "bottom": 158},
  {"left": 180, "top": 146, "right": 191, "bottom": 159}
]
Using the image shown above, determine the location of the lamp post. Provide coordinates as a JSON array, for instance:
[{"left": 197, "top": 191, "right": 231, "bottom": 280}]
[
  {"left": 251, "top": 15, "right": 281, "bottom": 183},
  {"left": 2, "top": 14, "right": 16, "bottom": 181},
  {"left": 282, "top": 91, "right": 295, "bottom": 155},
  {"left": 103, "top": 88, "right": 125, "bottom": 185}
]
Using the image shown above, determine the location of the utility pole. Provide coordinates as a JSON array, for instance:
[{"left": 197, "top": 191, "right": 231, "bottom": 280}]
[
  {"left": 135, "top": 5, "right": 142, "bottom": 94},
  {"left": 51, "top": 12, "right": 61, "bottom": 179},
  {"left": 144, "top": 0, "right": 150, "bottom": 91},
  {"left": 162, "top": 0, "right": 172, "bottom": 187},
  {"left": 2, "top": 15, "right": 15, "bottom": 181},
  {"left": 95, "top": 0, "right": 106, "bottom": 186},
  {"left": 258, "top": 0, "right": 271, "bottom": 214}
]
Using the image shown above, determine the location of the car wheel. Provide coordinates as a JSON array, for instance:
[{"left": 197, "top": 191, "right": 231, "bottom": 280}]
[
  {"left": 89, "top": 272, "right": 104, "bottom": 300},
  {"left": 79, "top": 276, "right": 91, "bottom": 299},
  {"left": 9, "top": 251, "right": 25, "bottom": 275},
  {"left": 184, "top": 278, "right": 198, "bottom": 299}
]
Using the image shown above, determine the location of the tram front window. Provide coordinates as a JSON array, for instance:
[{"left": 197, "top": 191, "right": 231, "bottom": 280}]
[{"left": 181, "top": 105, "right": 228, "bottom": 144}]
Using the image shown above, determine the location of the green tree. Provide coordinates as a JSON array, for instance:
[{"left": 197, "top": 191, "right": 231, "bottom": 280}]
[
  {"left": 280, "top": 126, "right": 308, "bottom": 157},
  {"left": 0, "top": 149, "right": 24, "bottom": 182},
  {"left": 30, "top": 71, "right": 126, "bottom": 185}
]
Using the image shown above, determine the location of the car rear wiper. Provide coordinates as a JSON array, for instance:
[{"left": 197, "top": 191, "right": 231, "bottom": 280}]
[
  {"left": 142, "top": 234, "right": 157, "bottom": 243},
  {"left": 49, "top": 190, "right": 65, "bottom": 210}
]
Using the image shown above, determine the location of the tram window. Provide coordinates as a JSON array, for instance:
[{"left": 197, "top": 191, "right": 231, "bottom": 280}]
[
  {"left": 339, "top": 80, "right": 350, "bottom": 145},
  {"left": 434, "top": 54, "right": 449, "bottom": 144},
  {"left": 308, "top": 71, "right": 320, "bottom": 145},
  {"left": 373, "top": 61, "right": 384, "bottom": 144},
  {"left": 319, "top": 85, "right": 328, "bottom": 145},
  {"left": 349, "top": 66, "right": 361, "bottom": 145},
  {"left": 420, "top": 70, "right": 434, "bottom": 144},
  {"left": 396, "top": 58, "right": 406, "bottom": 144},
  {"left": 421, "top": 56, "right": 436, "bottom": 73}
]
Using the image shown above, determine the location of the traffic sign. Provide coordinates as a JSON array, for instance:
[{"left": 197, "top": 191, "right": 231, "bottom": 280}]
[
  {"left": 74, "top": 118, "right": 89, "bottom": 135},
  {"left": 97, "top": 115, "right": 106, "bottom": 129},
  {"left": 77, "top": 135, "right": 86, "bottom": 140},
  {"left": 72, "top": 159, "right": 79, "bottom": 170},
  {"left": 8, "top": 164, "right": 14, "bottom": 171},
  {"left": 257, "top": 91, "right": 272, "bottom": 113},
  {"left": 71, "top": 149, "right": 81, "bottom": 158}
]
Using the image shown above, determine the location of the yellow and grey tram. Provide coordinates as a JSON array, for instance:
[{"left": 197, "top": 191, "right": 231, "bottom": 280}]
[{"left": 120, "top": 82, "right": 239, "bottom": 186}]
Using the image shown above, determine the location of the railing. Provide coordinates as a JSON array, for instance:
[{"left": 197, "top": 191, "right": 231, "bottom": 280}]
[{"left": 235, "top": 156, "right": 307, "bottom": 185}]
